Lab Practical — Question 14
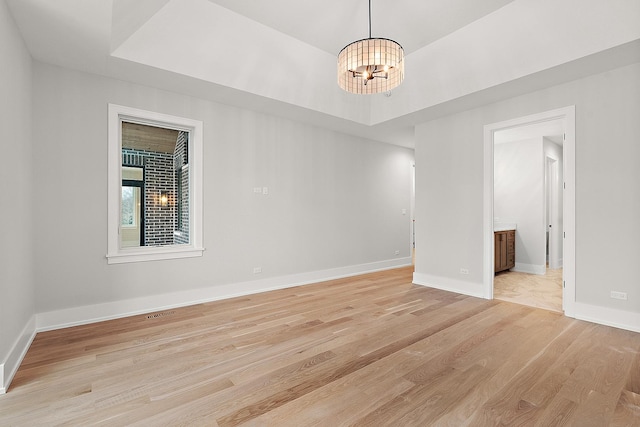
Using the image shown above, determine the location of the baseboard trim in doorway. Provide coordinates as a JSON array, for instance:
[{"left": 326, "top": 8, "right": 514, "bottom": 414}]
[{"left": 513, "top": 262, "right": 546, "bottom": 275}]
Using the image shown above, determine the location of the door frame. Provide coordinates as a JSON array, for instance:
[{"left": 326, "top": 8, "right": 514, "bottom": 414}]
[
  {"left": 483, "top": 106, "right": 575, "bottom": 317},
  {"left": 545, "top": 155, "right": 561, "bottom": 269}
]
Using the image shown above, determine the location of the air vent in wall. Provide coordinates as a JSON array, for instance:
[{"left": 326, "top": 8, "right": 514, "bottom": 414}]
[{"left": 146, "top": 310, "right": 175, "bottom": 320}]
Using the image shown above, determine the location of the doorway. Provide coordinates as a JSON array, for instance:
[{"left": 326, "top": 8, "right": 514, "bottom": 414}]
[
  {"left": 492, "top": 124, "right": 563, "bottom": 311},
  {"left": 483, "top": 106, "right": 576, "bottom": 317},
  {"left": 546, "top": 156, "right": 562, "bottom": 270}
]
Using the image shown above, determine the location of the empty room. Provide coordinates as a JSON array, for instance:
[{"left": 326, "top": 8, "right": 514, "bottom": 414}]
[{"left": 1, "top": 0, "right": 639, "bottom": 425}]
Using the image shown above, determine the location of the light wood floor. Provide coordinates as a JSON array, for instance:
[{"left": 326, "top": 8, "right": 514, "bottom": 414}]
[
  {"left": 494, "top": 267, "right": 563, "bottom": 313},
  {"left": 1, "top": 267, "right": 639, "bottom": 426}
]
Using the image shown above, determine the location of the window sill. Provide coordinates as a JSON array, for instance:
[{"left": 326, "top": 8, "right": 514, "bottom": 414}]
[{"left": 106, "top": 246, "right": 204, "bottom": 264}]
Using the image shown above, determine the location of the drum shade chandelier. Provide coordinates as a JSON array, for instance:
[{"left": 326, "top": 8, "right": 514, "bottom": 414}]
[{"left": 337, "top": 0, "right": 404, "bottom": 94}]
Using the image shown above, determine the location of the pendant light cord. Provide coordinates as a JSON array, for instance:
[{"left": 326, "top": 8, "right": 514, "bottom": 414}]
[{"left": 368, "top": 0, "right": 372, "bottom": 38}]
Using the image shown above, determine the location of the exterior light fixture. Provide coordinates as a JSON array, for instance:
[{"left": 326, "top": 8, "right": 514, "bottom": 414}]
[
  {"left": 337, "top": 0, "right": 404, "bottom": 94},
  {"left": 160, "top": 192, "right": 169, "bottom": 207}
]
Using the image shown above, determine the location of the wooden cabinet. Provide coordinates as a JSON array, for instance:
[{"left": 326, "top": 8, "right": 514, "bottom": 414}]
[{"left": 494, "top": 230, "right": 515, "bottom": 273}]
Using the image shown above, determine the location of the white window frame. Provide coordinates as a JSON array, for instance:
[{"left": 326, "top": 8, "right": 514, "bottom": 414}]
[{"left": 107, "top": 104, "right": 204, "bottom": 264}]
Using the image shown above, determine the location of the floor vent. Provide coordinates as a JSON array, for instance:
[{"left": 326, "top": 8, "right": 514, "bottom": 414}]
[{"left": 146, "top": 310, "right": 175, "bottom": 320}]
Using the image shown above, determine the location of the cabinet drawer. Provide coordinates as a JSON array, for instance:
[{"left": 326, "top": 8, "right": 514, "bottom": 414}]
[
  {"left": 494, "top": 230, "right": 516, "bottom": 273},
  {"left": 507, "top": 230, "right": 515, "bottom": 254}
]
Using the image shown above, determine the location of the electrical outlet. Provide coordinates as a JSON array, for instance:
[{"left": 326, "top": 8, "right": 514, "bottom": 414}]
[
  {"left": 394, "top": 250, "right": 400, "bottom": 255},
  {"left": 459, "top": 268, "right": 469, "bottom": 275},
  {"left": 262, "top": 187, "right": 269, "bottom": 195},
  {"left": 253, "top": 267, "right": 262, "bottom": 274},
  {"left": 610, "top": 291, "right": 627, "bottom": 300}
]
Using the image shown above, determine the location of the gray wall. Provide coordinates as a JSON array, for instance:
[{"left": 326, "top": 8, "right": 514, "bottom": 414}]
[
  {"left": 32, "top": 62, "right": 415, "bottom": 313},
  {"left": 415, "top": 62, "right": 640, "bottom": 313},
  {"left": 0, "top": 0, "right": 35, "bottom": 387},
  {"left": 494, "top": 138, "right": 545, "bottom": 271}
]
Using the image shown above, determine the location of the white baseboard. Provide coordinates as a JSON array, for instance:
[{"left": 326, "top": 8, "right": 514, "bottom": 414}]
[
  {"left": 413, "top": 270, "right": 639, "bottom": 333},
  {"left": 513, "top": 262, "right": 546, "bottom": 275},
  {"left": 573, "top": 302, "right": 640, "bottom": 333},
  {"left": 412, "top": 272, "right": 485, "bottom": 299},
  {"left": 36, "top": 258, "right": 413, "bottom": 332},
  {"left": 548, "top": 258, "right": 563, "bottom": 269},
  {"left": 1, "top": 315, "right": 36, "bottom": 394}
]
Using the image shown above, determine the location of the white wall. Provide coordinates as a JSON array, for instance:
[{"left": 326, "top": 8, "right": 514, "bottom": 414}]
[
  {"left": 31, "top": 62, "right": 414, "bottom": 319},
  {"left": 544, "top": 137, "right": 563, "bottom": 267},
  {"left": 414, "top": 62, "right": 640, "bottom": 321},
  {"left": 494, "top": 138, "right": 545, "bottom": 273},
  {"left": 0, "top": 0, "right": 35, "bottom": 393}
]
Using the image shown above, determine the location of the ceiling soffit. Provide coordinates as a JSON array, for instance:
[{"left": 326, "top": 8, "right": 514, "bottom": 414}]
[
  {"left": 111, "top": 0, "right": 170, "bottom": 52},
  {"left": 6, "top": 0, "right": 640, "bottom": 147},
  {"left": 111, "top": 0, "right": 370, "bottom": 126},
  {"left": 205, "top": 0, "right": 518, "bottom": 55},
  {"left": 111, "top": 0, "right": 640, "bottom": 127}
]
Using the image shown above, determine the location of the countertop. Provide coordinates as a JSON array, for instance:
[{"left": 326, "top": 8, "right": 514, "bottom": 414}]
[{"left": 494, "top": 223, "right": 517, "bottom": 232}]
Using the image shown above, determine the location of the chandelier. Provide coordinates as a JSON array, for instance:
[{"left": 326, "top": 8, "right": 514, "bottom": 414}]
[{"left": 337, "top": 0, "right": 404, "bottom": 94}]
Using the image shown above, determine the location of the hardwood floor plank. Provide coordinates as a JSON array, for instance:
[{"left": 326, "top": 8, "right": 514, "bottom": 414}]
[
  {"left": 626, "top": 350, "right": 640, "bottom": 394},
  {"left": 433, "top": 311, "right": 572, "bottom": 426},
  {"left": 569, "top": 389, "right": 617, "bottom": 426},
  {"left": 1, "top": 266, "right": 638, "bottom": 426},
  {"left": 611, "top": 389, "right": 640, "bottom": 426},
  {"left": 464, "top": 319, "right": 593, "bottom": 425},
  {"left": 241, "top": 301, "right": 516, "bottom": 426},
  {"left": 533, "top": 396, "right": 578, "bottom": 427}
]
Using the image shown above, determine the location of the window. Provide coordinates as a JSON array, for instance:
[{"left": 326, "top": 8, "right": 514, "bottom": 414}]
[
  {"left": 121, "top": 186, "right": 138, "bottom": 227},
  {"left": 107, "top": 104, "right": 204, "bottom": 264}
]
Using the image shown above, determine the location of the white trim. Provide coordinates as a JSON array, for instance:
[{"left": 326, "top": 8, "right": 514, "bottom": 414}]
[
  {"left": 1, "top": 316, "right": 37, "bottom": 394},
  {"left": 512, "top": 263, "right": 546, "bottom": 275},
  {"left": 573, "top": 302, "right": 640, "bottom": 333},
  {"left": 106, "top": 246, "right": 204, "bottom": 264},
  {"left": 483, "top": 124, "right": 495, "bottom": 299},
  {"left": 36, "top": 258, "right": 412, "bottom": 332},
  {"left": 107, "top": 104, "right": 204, "bottom": 264},
  {"left": 412, "top": 273, "right": 484, "bottom": 299},
  {"left": 562, "top": 109, "right": 576, "bottom": 317},
  {"left": 483, "top": 106, "right": 576, "bottom": 318}
]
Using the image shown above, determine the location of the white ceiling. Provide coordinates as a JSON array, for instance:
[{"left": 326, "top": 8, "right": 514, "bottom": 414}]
[
  {"left": 6, "top": 0, "right": 640, "bottom": 148},
  {"left": 206, "top": 0, "right": 518, "bottom": 55}
]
